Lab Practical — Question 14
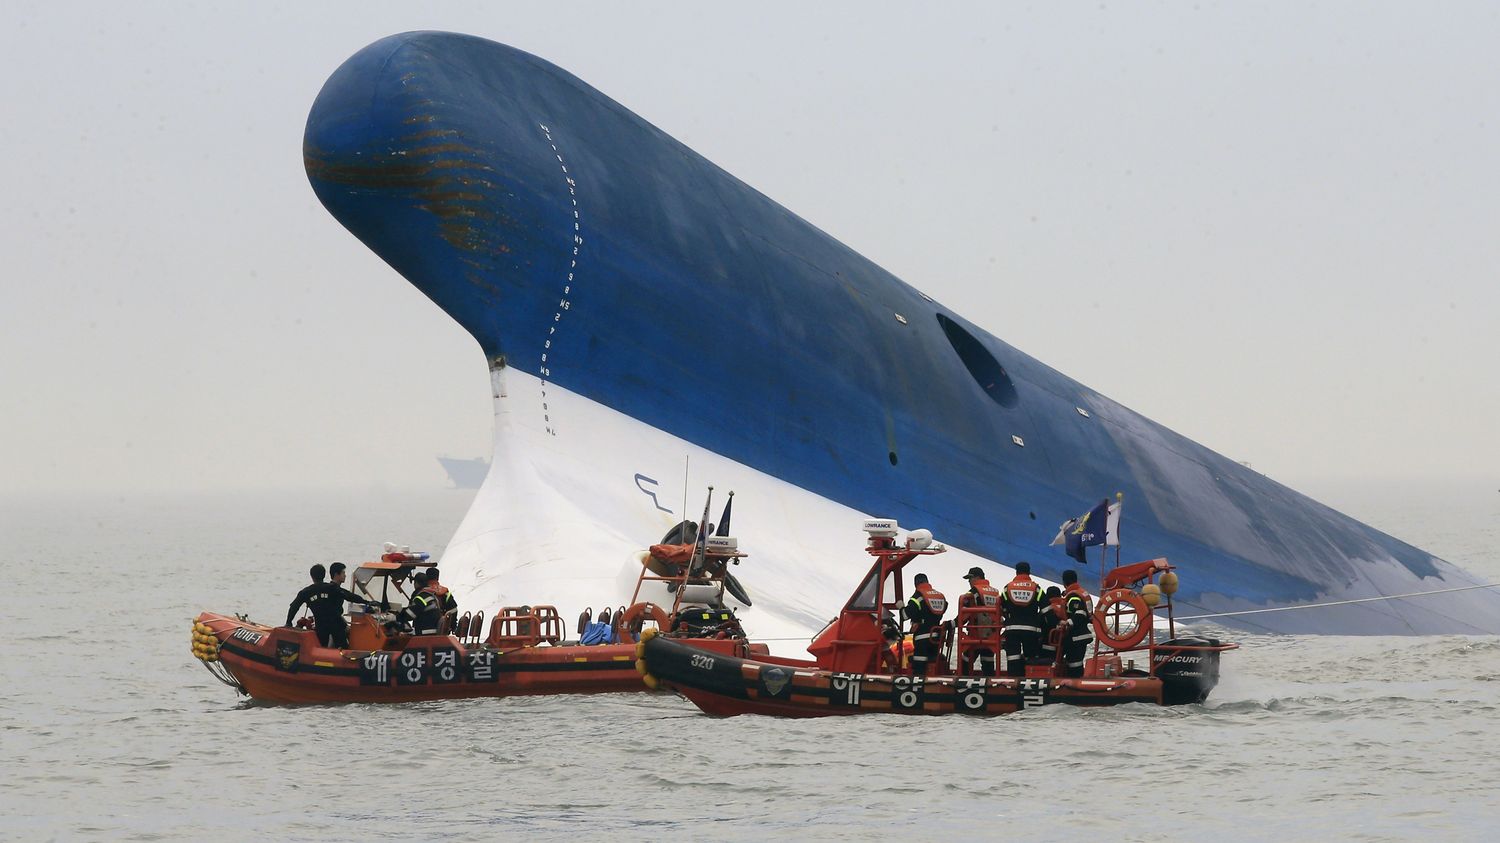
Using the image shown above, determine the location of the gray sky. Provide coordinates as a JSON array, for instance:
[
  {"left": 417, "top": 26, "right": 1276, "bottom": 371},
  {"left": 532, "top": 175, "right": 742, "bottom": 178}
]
[{"left": 3, "top": 1, "right": 1497, "bottom": 495}]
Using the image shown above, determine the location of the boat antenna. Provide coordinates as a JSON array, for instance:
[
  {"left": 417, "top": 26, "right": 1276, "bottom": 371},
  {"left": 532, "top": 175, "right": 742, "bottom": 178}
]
[{"left": 1113, "top": 492, "right": 1124, "bottom": 569}]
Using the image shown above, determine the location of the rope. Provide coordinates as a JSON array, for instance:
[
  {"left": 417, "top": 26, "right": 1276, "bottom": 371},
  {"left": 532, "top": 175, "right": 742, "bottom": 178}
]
[
  {"left": 750, "top": 581, "right": 1500, "bottom": 636},
  {"left": 1174, "top": 581, "right": 1500, "bottom": 621}
]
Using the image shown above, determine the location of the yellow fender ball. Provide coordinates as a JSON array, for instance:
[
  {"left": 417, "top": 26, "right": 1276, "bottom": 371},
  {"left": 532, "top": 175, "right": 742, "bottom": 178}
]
[
  {"left": 1141, "top": 583, "right": 1161, "bottom": 608},
  {"left": 635, "top": 658, "right": 649, "bottom": 676},
  {"left": 1160, "top": 571, "right": 1179, "bottom": 595},
  {"left": 640, "top": 627, "right": 658, "bottom": 643},
  {"left": 634, "top": 642, "right": 645, "bottom": 660},
  {"left": 642, "top": 673, "right": 660, "bottom": 690}
]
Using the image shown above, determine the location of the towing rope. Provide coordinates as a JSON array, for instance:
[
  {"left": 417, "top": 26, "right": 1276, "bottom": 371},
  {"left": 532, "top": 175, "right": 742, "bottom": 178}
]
[
  {"left": 747, "top": 582, "right": 1500, "bottom": 640},
  {"left": 1174, "top": 581, "right": 1500, "bottom": 621}
]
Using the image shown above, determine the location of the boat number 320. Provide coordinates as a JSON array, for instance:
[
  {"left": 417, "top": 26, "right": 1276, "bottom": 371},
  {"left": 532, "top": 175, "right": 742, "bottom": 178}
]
[{"left": 690, "top": 653, "right": 716, "bottom": 670}]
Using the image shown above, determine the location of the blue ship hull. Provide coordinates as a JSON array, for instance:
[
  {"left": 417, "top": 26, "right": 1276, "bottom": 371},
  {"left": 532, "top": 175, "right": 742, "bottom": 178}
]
[{"left": 304, "top": 31, "right": 1498, "bottom": 634}]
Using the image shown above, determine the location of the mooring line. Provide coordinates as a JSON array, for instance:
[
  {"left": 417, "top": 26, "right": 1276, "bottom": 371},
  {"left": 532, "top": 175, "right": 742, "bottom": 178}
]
[
  {"left": 741, "top": 582, "right": 1500, "bottom": 639},
  {"left": 1174, "top": 581, "right": 1500, "bottom": 620}
]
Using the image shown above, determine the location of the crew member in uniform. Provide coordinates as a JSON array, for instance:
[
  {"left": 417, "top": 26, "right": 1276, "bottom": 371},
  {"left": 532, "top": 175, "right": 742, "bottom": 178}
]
[
  {"left": 1038, "top": 586, "right": 1064, "bottom": 667},
  {"left": 903, "top": 573, "right": 947, "bottom": 676},
  {"left": 397, "top": 571, "right": 444, "bottom": 634},
  {"left": 424, "top": 567, "right": 459, "bottom": 631},
  {"left": 1060, "top": 569, "right": 1094, "bottom": 677},
  {"left": 285, "top": 562, "right": 376, "bottom": 649},
  {"left": 957, "top": 566, "right": 1001, "bottom": 676},
  {"left": 1000, "top": 561, "right": 1044, "bottom": 676}
]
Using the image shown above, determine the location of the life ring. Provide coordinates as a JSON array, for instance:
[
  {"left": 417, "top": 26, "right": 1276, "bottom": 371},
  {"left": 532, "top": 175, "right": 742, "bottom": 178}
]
[
  {"left": 615, "top": 602, "right": 670, "bottom": 643},
  {"left": 1092, "top": 588, "right": 1152, "bottom": 650}
]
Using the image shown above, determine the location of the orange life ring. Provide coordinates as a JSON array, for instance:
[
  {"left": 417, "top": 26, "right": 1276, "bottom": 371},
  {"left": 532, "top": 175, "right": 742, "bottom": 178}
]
[
  {"left": 1092, "top": 588, "right": 1152, "bottom": 650},
  {"left": 615, "top": 602, "right": 670, "bottom": 643}
]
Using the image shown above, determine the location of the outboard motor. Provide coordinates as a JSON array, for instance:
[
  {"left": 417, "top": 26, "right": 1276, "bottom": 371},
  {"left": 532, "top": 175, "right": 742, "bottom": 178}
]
[
  {"left": 673, "top": 607, "right": 741, "bottom": 638},
  {"left": 1153, "top": 637, "right": 1224, "bottom": 705}
]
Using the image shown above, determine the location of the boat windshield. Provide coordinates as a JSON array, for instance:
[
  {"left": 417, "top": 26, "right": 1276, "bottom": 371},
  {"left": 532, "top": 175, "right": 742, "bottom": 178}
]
[{"left": 848, "top": 566, "right": 881, "bottom": 611}]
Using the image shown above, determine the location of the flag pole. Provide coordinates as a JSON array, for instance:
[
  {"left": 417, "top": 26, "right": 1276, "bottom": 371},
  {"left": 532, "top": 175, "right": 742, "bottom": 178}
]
[{"left": 1113, "top": 491, "right": 1123, "bottom": 570}]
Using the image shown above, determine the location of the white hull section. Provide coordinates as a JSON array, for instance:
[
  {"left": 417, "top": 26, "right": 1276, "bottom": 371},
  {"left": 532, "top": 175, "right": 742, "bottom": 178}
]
[{"left": 439, "top": 368, "right": 1037, "bottom": 654}]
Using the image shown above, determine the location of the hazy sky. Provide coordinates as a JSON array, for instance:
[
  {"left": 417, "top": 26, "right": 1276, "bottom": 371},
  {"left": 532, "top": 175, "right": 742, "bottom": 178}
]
[{"left": 4, "top": 2, "right": 1497, "bottom": 495}]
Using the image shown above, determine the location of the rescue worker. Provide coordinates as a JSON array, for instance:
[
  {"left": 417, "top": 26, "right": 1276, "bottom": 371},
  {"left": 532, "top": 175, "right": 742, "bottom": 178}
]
[
  {"left": 957, "top": 566, "right": 1001, "bottom": 676},
  {"left": 397, "top": 571, "right": 443, "bottom": 634},
  {"left": 1060, "top": 569, "right": 1094, "bottom": 677},
  {"left": 285, "top": 562, "right": 376, "bottom": 649},
  {"left": 1038, "top": 586, "right": 1064, "bottom": 667},
  {"left": 902, "top": 573, "right": 947, "bottom": 676},
  {"left": 425, "top": 567, "right": 460, "bottom": 631},
  {"left": 999, "top": 561, "right": 1045, "bottom": 676}
]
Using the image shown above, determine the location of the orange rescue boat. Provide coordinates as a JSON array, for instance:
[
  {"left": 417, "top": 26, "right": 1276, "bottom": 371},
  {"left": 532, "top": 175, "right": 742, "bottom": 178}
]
[
  {"left": 639, "top": 520, "right": 1238, "bottom": 716},
  {"left": 192, "top": 496, "right": 770, "bottom": 704}
]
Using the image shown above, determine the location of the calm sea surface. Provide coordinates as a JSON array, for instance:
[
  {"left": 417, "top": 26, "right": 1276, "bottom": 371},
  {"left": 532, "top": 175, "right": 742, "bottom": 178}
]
[{"left": 3, "top": 481, "right": 1499, "bottom": 841}]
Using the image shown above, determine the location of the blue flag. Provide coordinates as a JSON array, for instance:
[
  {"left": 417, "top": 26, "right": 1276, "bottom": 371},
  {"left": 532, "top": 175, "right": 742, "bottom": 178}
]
[{"left": 1064, "top": 499, "right": 1110, "bottom": 564}]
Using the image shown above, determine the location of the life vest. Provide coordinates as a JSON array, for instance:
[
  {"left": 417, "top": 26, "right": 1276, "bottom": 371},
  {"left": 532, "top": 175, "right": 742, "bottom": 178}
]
[
  {"left": 1063, "top": 582, "right": 1093, "bottom": 613},
  {"left": 424, "top": 582, "right": 459, "bottom": 617},
  {"left": 914, "top": 582, "right": 947, "bottom": 617},
  {"left": 967, "top": 579, "right": 1000, "bottom": 607},
  {"left": 1004, "top": 574, "right": 1039, "bottom": 605},
  {"left": 408, "top": 589, "right": 443, "bottom": 633},
  {"left": 1062, "top": 583, "right": 1094, "bottom": 644},
  {"left": 961, "top": 580, "right": 1001, "bottom": 638},
  {"left": 1048, "top": 593, "right": 1067, "bottom": 620},
  {"left": 1001, "top": 573, "right": 1042, "bottom": 632}
]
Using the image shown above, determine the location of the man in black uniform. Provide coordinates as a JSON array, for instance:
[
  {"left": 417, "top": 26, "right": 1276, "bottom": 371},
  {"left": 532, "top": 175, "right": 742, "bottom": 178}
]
[
  {"left": 1060, "top": 569, "right": 1095, "bottom": 678},
  {"left": 397, "top": 571, "right": 443, "bottom": 635},
  {"left": 1038, "top": 585, "right": 1064, "bottom": 668},
  {"left": 286, "top": 562, "right": 376, "bottom": 649},
  {"left": 902, "top": 573, "right": 947, "bottom": 677},
  {"left": 999, "top": 561, "right": 1045, "bottom": 676},
  {"left": 425, "top": 567, "right": 459, "bottom": 630}
]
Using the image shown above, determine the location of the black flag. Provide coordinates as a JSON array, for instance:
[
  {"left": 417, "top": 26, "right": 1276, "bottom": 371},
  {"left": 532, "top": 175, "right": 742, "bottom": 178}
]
[{"left": 716, "top": 491, "right": 734, "bottom": 536}]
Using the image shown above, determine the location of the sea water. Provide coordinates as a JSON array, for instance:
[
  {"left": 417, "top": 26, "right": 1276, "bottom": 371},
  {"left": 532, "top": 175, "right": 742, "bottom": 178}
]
[{"left": 3, "top": 481, "right": 1498, "bottom": 841}]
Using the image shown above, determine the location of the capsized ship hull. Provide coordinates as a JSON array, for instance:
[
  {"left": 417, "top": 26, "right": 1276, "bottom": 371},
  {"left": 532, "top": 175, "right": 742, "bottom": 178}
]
[{"left": 303, "top": 31, "right": 1500, "bottom": 635}]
